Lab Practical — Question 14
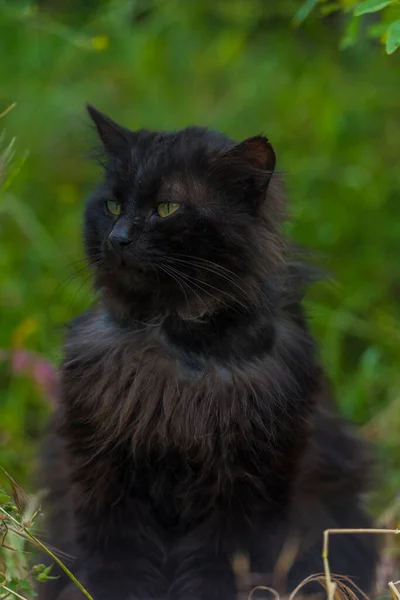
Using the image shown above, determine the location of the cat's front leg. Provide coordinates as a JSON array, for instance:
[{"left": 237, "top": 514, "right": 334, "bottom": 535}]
[
  {"left": 168, "top": 535, "right": 237, "bottom": 600},
  {"left": 55, "top": 545, "right": 168, "bottom": 600},
  {"left": 63, "top": 500, "right": 169, "bottom": 600},
  {"left": 57, "top": 576, "right": 163, "bottom": 600}
]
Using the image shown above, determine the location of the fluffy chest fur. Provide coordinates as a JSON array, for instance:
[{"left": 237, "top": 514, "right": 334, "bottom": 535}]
[{"left": 59, "top": 307, "right": 318, "bottom": 524}]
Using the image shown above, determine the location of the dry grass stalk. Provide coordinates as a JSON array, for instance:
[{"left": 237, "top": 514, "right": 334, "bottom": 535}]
[
  {"left": 0, "top": 103, "right": 16, "bottom": 120},
  {"left": 323, "top": 528, "right": 400, "bottom": 600}
]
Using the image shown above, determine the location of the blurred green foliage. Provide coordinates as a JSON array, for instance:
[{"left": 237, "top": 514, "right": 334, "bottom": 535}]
[
  {"left": 295, "top": 0, "right": 400, "bottom": 54},
  {"left": 0, "top": 0, "right": 399, "bottom": 511}
]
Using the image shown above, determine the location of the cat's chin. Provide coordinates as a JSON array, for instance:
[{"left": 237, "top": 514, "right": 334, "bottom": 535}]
[
  {"left": 97, "top": 272, "right": 220, "bottom": 324},
  {"left": 95, "top": 260, "right": 228, "bottom": 323},
  {"left": 94, "top": 266, "right": 154, "bottom": 299}
]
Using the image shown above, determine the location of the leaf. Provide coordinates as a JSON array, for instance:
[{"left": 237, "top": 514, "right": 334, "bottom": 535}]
[
  {"left": 367, "top": 22, "right": 390, "bottom": 38},
  {"left": 386, "top": 20, "right": 400, "bottom": 54},
  {"left": 321, "top": 2, "right": 341, "bottom": 17},
  {"left": 5, "top": 578, "right": 35, "bottom": 599},
  {"left": 0, "top": 468, "right": 30, "bottom": 516},
  {"left": 354, "top": 0, "right": 395, "bottom": 16},
  {"left": 9, "top": 577, "right": 34, "bottom": 593},
  {"left": 293, "top": 0, "right": 318, "bottom": 26},
  {"left": 340, "top": 17, "right": 361, "bottom": 49},
  {"left": 0, "top": 488, "right": 11, "bottom": 505}
]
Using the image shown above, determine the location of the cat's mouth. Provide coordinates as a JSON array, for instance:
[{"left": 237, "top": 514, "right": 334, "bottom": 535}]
[
  {"left": 110, "top": 258, "right": 149, "bottom": 276},
  {"left": 103, "top": 241, "right": 149, "bottom": 273}
]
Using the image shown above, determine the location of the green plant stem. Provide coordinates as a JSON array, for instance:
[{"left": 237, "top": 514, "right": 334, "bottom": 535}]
[
  {"left": 0, "top": 507, "right": 95, "bottom": 600},
  {"left": 0, "top": 585, "right": 29, "bottom": 600},
  {"left": 23, "top": 530, "right": 95, "bottom": 600}
]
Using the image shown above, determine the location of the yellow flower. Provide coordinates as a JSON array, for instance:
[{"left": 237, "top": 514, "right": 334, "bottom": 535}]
[
  {"left": 12, "top": 317, "right": 39, "bottom": 348},
  {"left": 91, "top": 35, "right": 109, "bottom": 52}
]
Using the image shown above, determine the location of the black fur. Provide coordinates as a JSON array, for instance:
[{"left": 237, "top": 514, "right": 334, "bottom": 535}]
[{"left": 39, "top": 106, "right": 377, "bottom": 600}]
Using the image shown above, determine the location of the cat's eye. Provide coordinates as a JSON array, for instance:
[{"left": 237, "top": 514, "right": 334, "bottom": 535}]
[
  {"left": 105, "top": 200, "right": 121, "bottom": 216},
  {"left": 156, "top": 202, "right": 181, "bottom": 218}
]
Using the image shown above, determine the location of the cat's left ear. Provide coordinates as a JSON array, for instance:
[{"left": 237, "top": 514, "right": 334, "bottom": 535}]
[
  {"left": 214, "top": 135, "right": 276, "bottom": 194},
  {"left": 87, "top": 104, "right": 131, "bottom": 157}
]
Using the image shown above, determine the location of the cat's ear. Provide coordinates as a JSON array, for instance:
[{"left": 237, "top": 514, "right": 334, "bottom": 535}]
[
  {"left": 230, "top": 136, "right": 276, "bottom": 173},
  {"left": 214, "top": 135, "right": 276, "bottom": 194},
  {"left": 87, "top": 104, "right": 131, "bottom": 156}
]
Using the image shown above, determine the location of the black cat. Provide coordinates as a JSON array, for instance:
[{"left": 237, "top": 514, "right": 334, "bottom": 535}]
[{"left": 39, "top": 106, "right": 377, "bottom": 600}]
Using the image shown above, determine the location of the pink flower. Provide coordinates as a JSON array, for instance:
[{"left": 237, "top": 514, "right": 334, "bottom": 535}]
[{"left": 3, "top": 349, "right": 59, "bottom": 407}]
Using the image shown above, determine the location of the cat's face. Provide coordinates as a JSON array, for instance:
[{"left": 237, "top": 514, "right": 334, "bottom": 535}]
[{"left": 84, "top": 105, "right": 282, "bottom": 320}]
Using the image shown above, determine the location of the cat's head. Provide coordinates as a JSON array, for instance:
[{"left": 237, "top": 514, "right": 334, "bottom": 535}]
[{"left": 84, "top": 105, "right": 285, "bottom": 321}]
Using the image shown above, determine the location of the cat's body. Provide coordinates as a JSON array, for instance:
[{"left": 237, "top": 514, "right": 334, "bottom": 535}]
[{"left": 39, "top": 108, "right": 377, "bottom": 600}]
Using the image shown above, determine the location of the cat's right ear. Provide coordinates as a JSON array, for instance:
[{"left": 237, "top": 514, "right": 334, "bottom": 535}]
[
  {"left": 212, "top": 135, "right": 276, "bottom": 197},
  {"left": 87, "top": 104, "right": 131, "bottom": 157}
]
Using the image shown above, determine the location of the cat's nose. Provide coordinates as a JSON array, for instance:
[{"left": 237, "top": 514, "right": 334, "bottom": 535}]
[{"left": 108, "top": 229, "right": 132, "bottom": 252}]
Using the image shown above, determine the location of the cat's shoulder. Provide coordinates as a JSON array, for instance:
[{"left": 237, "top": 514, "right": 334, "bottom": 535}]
[
  {"left": 66, "top": 308, "right": 109, "bottom": 343},
  {"left": 63, "top": 308, "right": 165, "bottom": 368},
  {"left": 64, "top": 308, "right": 126, "bottom": 360}
]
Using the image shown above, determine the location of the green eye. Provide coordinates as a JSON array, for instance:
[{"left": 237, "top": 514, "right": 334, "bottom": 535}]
[
  {"left": 105, "top": 200, "right": 121, "bottom": 216},
  {"left": 156, "top": 202, "right": 181, "bottom": 218}
]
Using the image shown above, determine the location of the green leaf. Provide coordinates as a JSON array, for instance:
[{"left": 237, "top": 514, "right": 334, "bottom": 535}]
[
  {"left": 321, "top": 2, "right": 342, "bottom": 17},
  {"left": 354, "top": 0, "right": 395, "bottom": 16},
  {"left": 9, "top": 577, "right": 34, "bottom": 593},
  {"left": 293, "top": 0, "right": 318, "bottom": 26},
  {"left": 367, "top": 22, "right": 390, "bottom": 39},
  {"left": 340, "top": 17, "right": 361, "bottom": 49},
  {"left": 0, "top": 488, "right": 11, "bottom": 505},
  {"left": 386, "top": 20, "right": 400, "bottom": 54}
]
